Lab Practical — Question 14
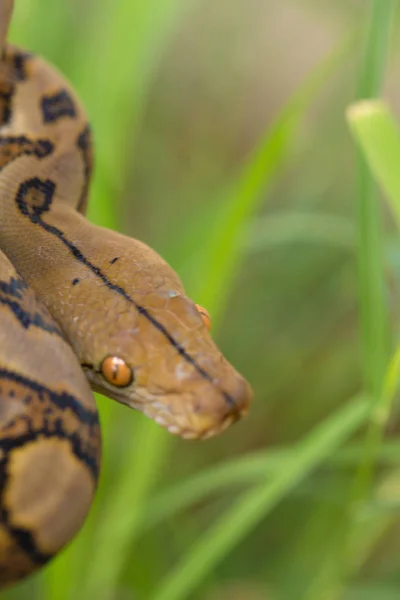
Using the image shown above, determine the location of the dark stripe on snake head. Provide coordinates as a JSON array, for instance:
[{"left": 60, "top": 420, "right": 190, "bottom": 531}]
[
  {"left": 15, "top": 177, "right": 236, "bottom": 407},
  {"left": 41, "top": 89, "right": 77, "bottom": 123}
]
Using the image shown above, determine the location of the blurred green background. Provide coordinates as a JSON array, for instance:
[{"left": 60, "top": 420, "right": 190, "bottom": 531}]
[{"left": 5, "top": 0, "right": 400, "bottom": 599}]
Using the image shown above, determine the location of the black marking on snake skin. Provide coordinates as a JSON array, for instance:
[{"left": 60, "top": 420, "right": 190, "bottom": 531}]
[
  {"left": 110, "top": 257, "right": 119, "bottom": 264},
  {"left": 0, "top": 276, "right": 62, "bottom": 335},
  {"left": 72, "top": 278, "right": 80, "bottom": 286},
  {"left": 16, "top": 178, "right": 236, "bottom": 407},
  {"left": 3, "top": 47, "right": 32, "bottom": 81},
  {"left": 0, "top": 368, "right": 100, "bottom": 480},
  {"left": 81, "top": 362, "right": 94, "bottom": 371},
  {"left": 0, "top": 296, "right": 62, "bottom": 335},
  {"left": 0, "top": 432, "right": 50, "bottom": 566},
  {"left": 0, "top": 506, "right": 51, "bottom": 566},
  {"left": 0, "top": 135, "right": 54, "bottom": 156},
  {"left": 0, "top": 49, "right": 31, "bottom": 127},
  {"left": 41, "top": 89, "right": 77, "bottom": 124},
  {"left": 76, "top": 125, "right": 93, "bottom": 213},
  {"left": 0, "top": 89, "right": 12, "bottom": 125},
  {"left": 0, "top": 135, "right": 54, "bottom": 171},
  {"left": 11, "top": 50, "right": 32, "bottom": 81},
  {"left": 16, "top": 177, "right": 55, "bottom": 220},
  {"left": 0, "top": 276, "right": 27, "bottom": 299}
]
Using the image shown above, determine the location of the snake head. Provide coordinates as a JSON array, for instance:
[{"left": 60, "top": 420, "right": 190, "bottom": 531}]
[{"left": 74, "top": 237, "right": 253, "bottom": 440}]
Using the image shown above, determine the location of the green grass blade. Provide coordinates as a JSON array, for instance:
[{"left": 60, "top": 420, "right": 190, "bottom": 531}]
[
  {"left": 355, "top": 0, "right": 394, "bottom": 399},
  {"left": 347, "top": 100, "right": 400, "bottom": 228},
  {"left": 356, "top": 1, "right": 395, "bottom": 100},
  {"left": 150, "top": 396, "right": 371, "bottom": 600}
]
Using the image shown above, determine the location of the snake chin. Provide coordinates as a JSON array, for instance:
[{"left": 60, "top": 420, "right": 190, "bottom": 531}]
[{"left": 133, "top": 389, "right": 246, "bottom": 440}]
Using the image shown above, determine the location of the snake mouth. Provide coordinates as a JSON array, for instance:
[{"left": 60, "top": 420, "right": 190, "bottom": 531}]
[
  {"left": 130, "top": 387, "right": 248, "bottom": 440},
  {"left": 152, "top": 409, "right": 241, "bottom": 440},
  {"left": 145, "top": 404, "right": 243, "bottom": 440}
]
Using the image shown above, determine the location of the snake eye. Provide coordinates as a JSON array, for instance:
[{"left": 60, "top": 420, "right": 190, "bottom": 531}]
[
  {"left": 101, "top": 356, "right": 133, "bottom": 387},
  {"left": 195, "top": 304, "right": 211, "bottom": 331}
]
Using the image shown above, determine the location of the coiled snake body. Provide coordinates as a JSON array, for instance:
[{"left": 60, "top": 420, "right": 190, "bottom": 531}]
[{"left": 0, "top": 0, "right": 252, "bottom": 587}]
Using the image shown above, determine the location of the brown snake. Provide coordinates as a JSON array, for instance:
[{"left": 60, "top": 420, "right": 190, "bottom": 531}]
[{"left": 0, "top": 0, "right": 252, "bottom": 588}]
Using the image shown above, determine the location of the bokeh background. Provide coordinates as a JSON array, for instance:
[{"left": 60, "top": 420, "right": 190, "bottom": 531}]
[{"left": 4, "top": 1, "right": 400, "bottom": 599}]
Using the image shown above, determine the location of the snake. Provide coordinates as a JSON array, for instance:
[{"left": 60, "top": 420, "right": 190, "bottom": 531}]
[{"left": 0, "top": 0, "right": 252, "bottom": 588}]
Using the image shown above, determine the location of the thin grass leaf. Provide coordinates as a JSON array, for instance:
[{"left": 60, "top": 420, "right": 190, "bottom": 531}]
[
  {"left": 347, "top": 100, "right": 400, "bottom": 229},
  {"left": 355, "top": 0, "right": 394, "bottom": 400},
  {"left": 150, "top": 396, "right": 371, "bottom": 600}
]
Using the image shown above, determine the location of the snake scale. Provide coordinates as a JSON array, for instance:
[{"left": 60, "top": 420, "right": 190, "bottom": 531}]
[{"left": 0, "top": 0, "right": 252, "bottom": 588}]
